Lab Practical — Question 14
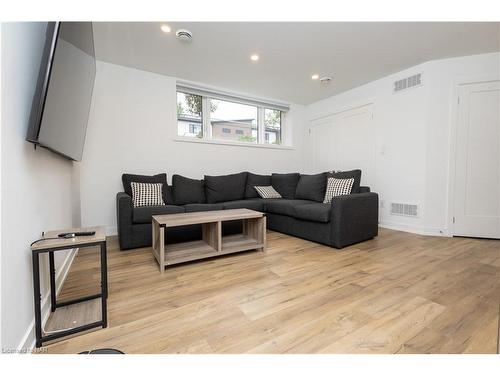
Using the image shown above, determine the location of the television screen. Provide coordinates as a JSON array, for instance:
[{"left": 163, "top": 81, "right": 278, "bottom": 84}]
[{"left": 26, "top": 22, "right": 96, "bottom": 161}]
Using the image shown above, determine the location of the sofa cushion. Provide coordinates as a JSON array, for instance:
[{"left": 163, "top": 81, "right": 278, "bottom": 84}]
[
  {"left": 245, "top": 173, "right": 272, "bottom": 198},
  {"left": 184, "top": 203, "right": 224, "bottom": 213},
  {"left": 271, "top": 173, "right": 300, "bottom": 199},
  {"left": 222, "top": 199, "right": 265, "bottom": 211},
  {"left": 122, "top": 173, "right": 174, "bottom": 204},
  {"left": 323, "top": 177, "right": 355, "bottom": 203},
  {"left": 254, "top": 186, "right": 282, "bottom": 199},
  {"left": 327, "top": 169, "right": 362, "bottom": 194},
  {"left": 204, "top": 172, "right": 248, "bottom": 203},
  {"left": 265, "top": 199, "right": 313, "bottom": 217},
  {"left": 131, "top": 182, "right": 165, "bottom": 207},
  {"left": 163, "top": 185, "right": 174, "bottom": 204},
  {"left": 172, "top": 175, "right": 206, "bottom": 205},
  {"left": 132, "top": 205, "right": 185, "bottom": 224},
  {"left": 295, "top": 173, "right": 327, "bottom": 202},
  {"left": 293, "top": 203, "right": 331, "bottom": 223}
]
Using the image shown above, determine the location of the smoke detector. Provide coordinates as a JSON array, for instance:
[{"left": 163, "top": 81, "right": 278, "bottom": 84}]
[
  {"left": 319, "top": 76, "right": 332, "bottom": 84},
  {"left": 176, "top": 29, "right": 193, "bottom": 43}
]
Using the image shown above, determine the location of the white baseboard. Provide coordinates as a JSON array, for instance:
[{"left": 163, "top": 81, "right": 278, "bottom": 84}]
[
  {"left": 16, "top": 248, "right": 79, "bottom": 352},
  {"left": 379, "top": 221, "right": 450, "bottom": 237},
  {"left": 106, "top": 226, "right": 117, "bottom": 236}
]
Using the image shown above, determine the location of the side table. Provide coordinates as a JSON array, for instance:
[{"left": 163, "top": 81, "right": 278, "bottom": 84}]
[{"left": 31, "top": 226, "right": 108, "bottom": 348}]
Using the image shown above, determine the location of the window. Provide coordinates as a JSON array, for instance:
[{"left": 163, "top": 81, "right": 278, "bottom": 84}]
[
  {"left": 210, "top": 99, "right": 258, "bottom": 143},
  {"left": 177, "top": 92, "right": 203, "bottom": 138},
  {"left": 264, "top": 109, "right": 281, "bottom": 145},
  {"left": 176, "top": 85, "right": 288, "bottom": 146}
]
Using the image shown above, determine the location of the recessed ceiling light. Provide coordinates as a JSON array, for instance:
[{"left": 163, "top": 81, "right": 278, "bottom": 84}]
[
  {"left": 160, "top": 24, "right": 171, "bottom": 33},
  {"left": 250, "top": 54, "right": 259, "bottom": 61},
  {"left": 311, "top": 74, "right": 319, "bottom": 80}
]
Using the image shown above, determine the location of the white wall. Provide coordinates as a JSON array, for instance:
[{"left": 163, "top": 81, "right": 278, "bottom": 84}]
[
  {"left": 1, "top": 23, "right": 77, "bottom": 350},
  {"left": 306, "top": 52, "right": 500, "bottom": 235},
  {"left": 424, "top": 53, "right": 500, "bottom": 234},
  {"left": 80, "top": 61, "right": 307, "bottom": 233}
]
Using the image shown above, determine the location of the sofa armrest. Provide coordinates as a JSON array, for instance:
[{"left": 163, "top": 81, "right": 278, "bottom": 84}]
[
  {"left": 116, "top": 192, "right": 133, "bottom": 248},
  {"left": 359, "top": 186, "right": 371, "bottom": 193},
  {"left": 330, "top": 192, "right": 379, "bottom": 248}
]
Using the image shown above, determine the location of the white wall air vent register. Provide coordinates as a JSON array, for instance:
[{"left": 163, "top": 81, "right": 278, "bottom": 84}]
[
  {"left": 390, "top": 203, "right": 419, "bottom": 217},
  {"left": 394, "top": 73, "right": 422, "bottom": 93}
]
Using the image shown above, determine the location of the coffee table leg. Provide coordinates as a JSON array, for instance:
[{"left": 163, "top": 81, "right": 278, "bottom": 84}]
[
  {"left": 262, "top": 216, "right": 267, "bottom": 252},
  {"left": 159, "top": 226, "right": 165, "bottom": 273}
]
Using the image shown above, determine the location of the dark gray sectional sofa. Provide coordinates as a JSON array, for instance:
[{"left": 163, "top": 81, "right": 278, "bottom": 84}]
[{"left": 116, "top": 170, "right": 379, "bottom": 250}]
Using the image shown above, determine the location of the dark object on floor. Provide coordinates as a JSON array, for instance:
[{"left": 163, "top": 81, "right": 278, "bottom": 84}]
[{"left": 79, "top": 348, "right": 125, "bottom": 354}]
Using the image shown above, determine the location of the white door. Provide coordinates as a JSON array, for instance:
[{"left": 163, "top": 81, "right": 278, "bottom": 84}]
[
  {"left": 310, "top": 104, "right": 375, "bottom": 186},
  {"left": 453, "top": 81, "right": 500, "bottom": 239}
]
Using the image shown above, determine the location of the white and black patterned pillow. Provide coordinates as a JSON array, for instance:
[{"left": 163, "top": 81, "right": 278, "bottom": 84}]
[
  {"left": 323, "top": 178, "right": 354, "bottom": 203},
  {"left": 131, "top": 182, "right": 165, "bottom": 207},
  {"left": 254, "top": 186, "right": 282, "bottom": 199}
]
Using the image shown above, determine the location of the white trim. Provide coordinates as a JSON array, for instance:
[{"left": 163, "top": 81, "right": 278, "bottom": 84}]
[
  {"left": 176, "top": 80, "right": 290, "bottom": 112},
  {"left": 257, "top": 107, "right": 265, "bottom": 143},
  {"left": 379, "top": 221, "right": 450, "bottom": 237},
  {"left": 106, "top": 226, "right": 118, "bottom": 236},
  {"left": 447, "top": 75, "right": 500, "bottom": 237},
  {"left": 17, "top": 248, "right": 78, "bottom": 352},
  {"left": 173, "top": 136, "right": 294, "bottom": 150}
]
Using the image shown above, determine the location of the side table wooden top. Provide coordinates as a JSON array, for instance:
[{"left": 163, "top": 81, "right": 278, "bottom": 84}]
[{"left": 30, "top": 226, "right": 106, "bottom": 251}]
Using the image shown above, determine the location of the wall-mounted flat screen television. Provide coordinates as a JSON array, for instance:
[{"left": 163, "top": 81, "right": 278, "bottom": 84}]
[{"left": 26, "top": 22, "right": 96, "bottom": 161}]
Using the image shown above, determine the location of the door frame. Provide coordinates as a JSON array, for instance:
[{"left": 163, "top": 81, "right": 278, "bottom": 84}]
[{"left": 447, "top": 75, "right": 500, "bottom": 236}]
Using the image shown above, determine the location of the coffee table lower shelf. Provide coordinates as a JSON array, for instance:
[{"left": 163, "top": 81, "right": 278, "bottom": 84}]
[
  {"left": 152, "top": 234, "right": 264, "bottom": 266},
  {"left": 152, "top": 209, "right": 266, "bottom": 272}
]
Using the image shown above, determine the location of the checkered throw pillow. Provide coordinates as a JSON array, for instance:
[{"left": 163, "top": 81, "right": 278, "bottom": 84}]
[
  {"left": 323, "top": 177, "right": 354, "bottom": 204},
  {"left": 131, "top": 182, "right": 165, "bottom": 207},
  {"left": 254, "top": 186, "right": 282, "bottom": 199}
]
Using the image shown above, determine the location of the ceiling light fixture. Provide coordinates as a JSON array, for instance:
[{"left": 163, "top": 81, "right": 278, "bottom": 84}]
[
  {"left": 250, "top": 54, "right": 259, "bottom": 61},
  {"left": 160, "top": 24, "right": 171, "bottom": 33},
  {"left": 311, "top": 74, "right": 319, "bottom": 80},
  {"left": 320, "top": 76, "right": 333, "bottom": 84}
]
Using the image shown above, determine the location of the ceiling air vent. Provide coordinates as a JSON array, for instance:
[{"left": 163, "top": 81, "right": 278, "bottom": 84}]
[
  {"left": 394, "top": 73, "right": 422, "bottom": 93},
  {"left": 176, "top": 29, "right": 193, "bottom": 43},
  {"left": 390, "top": 203, "right": 418, "bottom": 217}
]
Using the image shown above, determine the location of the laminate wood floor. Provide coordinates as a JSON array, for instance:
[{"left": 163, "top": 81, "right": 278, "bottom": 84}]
[{"left": 44, "top": 228, "right": 500, "bottom": 354}]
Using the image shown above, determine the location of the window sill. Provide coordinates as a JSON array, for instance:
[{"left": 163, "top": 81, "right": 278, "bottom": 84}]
[{"left": 173, "top": 137, "right": 294, "bottom": 150}]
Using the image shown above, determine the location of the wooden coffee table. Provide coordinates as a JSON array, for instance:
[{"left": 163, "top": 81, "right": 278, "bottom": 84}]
[{"left": 151, "top": 208, "right": 266, "bottom": 273}]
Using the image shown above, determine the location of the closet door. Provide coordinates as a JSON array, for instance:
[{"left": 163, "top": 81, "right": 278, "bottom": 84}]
[
  {"left": 310, "top": 104, "right": 375, "bottom": 187},
  {"left": 453, "top": 81, "right": 500, "bottom": 239}
]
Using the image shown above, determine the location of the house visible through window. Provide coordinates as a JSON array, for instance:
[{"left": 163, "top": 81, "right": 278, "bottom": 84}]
[
  {"left": 176, "top": 86, "right": 289, "bottom": 146},
  {"left": 189, "top": 123, "right": 202, "bottom": 134},
  {"left": 210, "top": 99, "right": 258, "bottom": 143}
]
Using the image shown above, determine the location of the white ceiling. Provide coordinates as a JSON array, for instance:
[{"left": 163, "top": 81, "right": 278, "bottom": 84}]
[{"left": 93, "top": 22, "right": 500, "bottom": 105}]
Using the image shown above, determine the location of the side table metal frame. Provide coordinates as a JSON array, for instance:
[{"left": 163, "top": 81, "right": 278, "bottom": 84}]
[{"left": 32, "top": 240, "right": 107, "bottom": 348}]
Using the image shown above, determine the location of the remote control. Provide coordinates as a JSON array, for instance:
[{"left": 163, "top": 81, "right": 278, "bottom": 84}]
[{"left": 58, "top": 231, "right": 96, "bottom": 239}]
